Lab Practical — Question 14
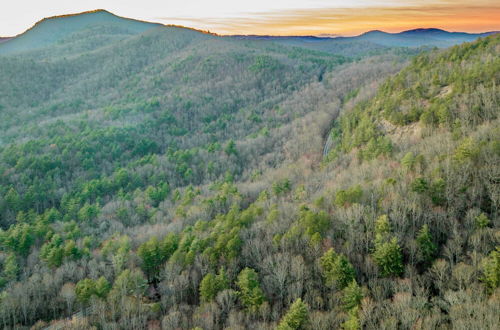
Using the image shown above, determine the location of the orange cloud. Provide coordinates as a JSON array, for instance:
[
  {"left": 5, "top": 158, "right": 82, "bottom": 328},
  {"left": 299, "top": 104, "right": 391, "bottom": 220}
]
[{"left": 158, "top": 2, "right": 500, "bottom": 36}]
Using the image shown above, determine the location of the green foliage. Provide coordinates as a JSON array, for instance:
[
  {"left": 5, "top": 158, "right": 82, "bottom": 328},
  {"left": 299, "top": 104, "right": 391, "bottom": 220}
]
[
  {"left": 162, "top": 233, "right": 180, "bottom": 258},
  {"left": 360, "top": 136, "right": 393, "bottom": 160},
  {"left": 453, "top": 138, "right": 479, "bottom": 164},
  {"left": 299, "top": 208, "right": 330, "bottom": 237},
  {"left": 374, "top": 215, "right": 391, "bottom": 239},
  {"left": 168, "top": 199, "right": 259, "bottom": 268},
  {"left": 328, "top": 100, "right": 394, "bottom": 162},
  {"left": 138, "top": 233, "right": 179, "bottom": 280},
  {"left": 400, "top": 152, "right": 416, "bottom": 171},
  {"left": 474, "top": 213, "right": 490, "bottom": 229},
  {"left": 0, "top": 223, "right": 37, "bottom": 256},
  {"left": 94, "top": 276, "right": 111, "bottom": 298},
  {"left": 2, "top": 254, "right": 18, "bottom": 283},
  {"left": 335, "top": 185, "right": 363, "bottom": 207},
  {"left": 4, "top": 188, "right": 21, "bottom": 213},
  {"left": 75, "top": 278, "right": 96, "bottom": 303},
  {"left": 199, "top": 268, "right": 229, "bottom": 302},
  {"left": 342, "top": 307, "right": 361, "bottom": 330},
  {"left": 319, "top": 248, "right": 356, "bottom": 289},
  {"left": 199, "top": 273, "right": 219, "bottom": 302},
  {"left": 63, "top": 240, "right": 82, "bottom": 259},
  {"left": 236, "top": 268, "right": 265, "bottom": 311},
  {"left": 66, "top": 276, "right": 103, "bottom": 304},
  {"left": 411, "top": 177, "right": 428, "bottom": 193},
  {"left": 283, "top": 207, "right": 330, "bottom": 246},
  {"left": 326, "top": 34, "right": 499, "bottom": 169},
  {"left": 273, "top": 178, "right": 292, "bottom": 196},
  {"left": 137, "top": 236, "right": 165, "bottom": 281},
  {"left": 40, "top": 234, "right": 64, "bottom": 267},
  {"left": 410, "top": 176, "right": 445, "bottom": 205},
  {"left": 420, "top": 108, "right": 439, "bottom": 126},
  {"left": 266, "top": 206, "right": 279, "bottom": 223},
  {"left": 43, "top": 208, "right": 61, "bottom": 223},
  {"left": 481, "top": 247, "right": 500, "bottom": 293},
  {"left": 372, "top": 237, "right": 404, "bottom": 277},
  {"left": 277, "top": 298, "right": 309, "bottom": 330},
  {"left": 416, "top": 224, "right": 437, "bottom": 265},
  {"left": 77, "top": 203, "right": 100, "bottom": 222},
  {"left": 63, "top": 221, "right": 82, "bottom": 240},
  {"left": 342, "top": 280, "right": 363, "bottom": 311},
  {"left": 429, "top": 178, "right": 446, "bottom": 206},
  {"left": 145, "top": 182, "right": 170, "bottom": 207},
  {"left": 249, "top": 55, "right": 283, "bottom": 73},
  {"left": 40, "top": 234, "right": 84, "bottom": 267},
  {"left": 224, "top": 140, "right": 238, "bottom": 156}
]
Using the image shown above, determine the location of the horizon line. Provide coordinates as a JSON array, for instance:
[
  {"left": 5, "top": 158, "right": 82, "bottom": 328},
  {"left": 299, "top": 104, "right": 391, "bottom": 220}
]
[{"left": 1, "top": 9, "right": 498, "bottom": 39}]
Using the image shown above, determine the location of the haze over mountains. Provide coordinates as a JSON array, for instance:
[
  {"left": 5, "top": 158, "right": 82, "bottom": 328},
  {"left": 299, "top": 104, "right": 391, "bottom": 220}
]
[
  {"left": 347, "top": 28, "right": 495, "bottom": 47},
  {"left": 0, "top": 10, "right": 496, "bottom": 56},
  {"left": 233, "top": 28, "right": 496, "bottom": 51},
  {"left": 0, "top": 8, "right": 498, "bottom": 330}
]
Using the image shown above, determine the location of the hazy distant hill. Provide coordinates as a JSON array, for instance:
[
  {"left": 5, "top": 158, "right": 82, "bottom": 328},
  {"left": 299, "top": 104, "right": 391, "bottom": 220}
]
[
  {"left": 231, "top": 35, "right": 388, "bottom": 57},
  {"left": 0, "top": 10, "right": 160, "bottom": 54},
  {"left": 233, "top": 28, "right": 495, "bottom": 55},
  {"left": 348, "top": 28, "right": 494, "bottom": 47}
]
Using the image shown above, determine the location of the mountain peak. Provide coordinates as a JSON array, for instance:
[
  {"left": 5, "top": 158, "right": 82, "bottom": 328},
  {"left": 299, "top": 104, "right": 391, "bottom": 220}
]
[
  {"left": 361, "top": 30, "right": 387, "bottom": 35},
  {"left": 35, "top": 9, "right": 116, "bottom": 26},
  {"left": 0, "top": 9, "right": 161, "bottom": 55},
  {"left": 401, "top": 28, "right": 448, "bottom": 34}
]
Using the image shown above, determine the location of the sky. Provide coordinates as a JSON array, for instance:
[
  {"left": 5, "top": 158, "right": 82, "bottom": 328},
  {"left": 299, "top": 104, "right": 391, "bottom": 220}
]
[{"left": 1, "top": 0, "right": 499, "bottom": 37}]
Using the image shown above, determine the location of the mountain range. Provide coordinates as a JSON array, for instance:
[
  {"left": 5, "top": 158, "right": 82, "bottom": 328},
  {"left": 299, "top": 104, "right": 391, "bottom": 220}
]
[
  {"left": 0, "top": 10, "right": 496, "bottom": 56},
  {"left": 233, "top": 28, "right": 496, "bottom": 52},
  {"left": 346, "top": 27, "right": 495, "bottom": 47}
]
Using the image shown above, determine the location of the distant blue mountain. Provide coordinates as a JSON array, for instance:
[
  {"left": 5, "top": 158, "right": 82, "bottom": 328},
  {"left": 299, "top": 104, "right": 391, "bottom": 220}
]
[
  {"left": 349, "top": 28, "right": 494, "bottom": 47},
  {"left": 232, "top": 28, "right": 497, "bottom": 56}
]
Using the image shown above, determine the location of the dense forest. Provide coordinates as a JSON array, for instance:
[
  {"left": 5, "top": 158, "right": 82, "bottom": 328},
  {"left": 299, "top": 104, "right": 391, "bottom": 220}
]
[{"left": 0, "top": 11, "right": 498, "bottom": 330}]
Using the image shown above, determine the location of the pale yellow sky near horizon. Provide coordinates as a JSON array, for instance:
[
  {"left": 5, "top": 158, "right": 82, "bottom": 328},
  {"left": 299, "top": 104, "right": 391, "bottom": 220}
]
[{"left": 1, "top": 0, "right": 499, "bottom": 37}]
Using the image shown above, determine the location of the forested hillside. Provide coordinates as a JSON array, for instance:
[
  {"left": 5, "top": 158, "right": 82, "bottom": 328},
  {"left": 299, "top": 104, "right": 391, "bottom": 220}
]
[{"left": 0, "top": 11, "right": 498, "bottom": 330}]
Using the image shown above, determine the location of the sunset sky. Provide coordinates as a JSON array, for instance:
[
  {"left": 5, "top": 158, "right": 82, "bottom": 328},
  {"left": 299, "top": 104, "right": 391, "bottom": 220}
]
[{"left": 1, "top": 0, "right": 499, "bottom": 37}]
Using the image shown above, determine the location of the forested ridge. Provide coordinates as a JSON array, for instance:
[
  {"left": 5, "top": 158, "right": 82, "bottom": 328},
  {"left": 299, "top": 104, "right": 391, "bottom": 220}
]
[{"left": 0, "top": 11, "right": 498, "bottom": 330}]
